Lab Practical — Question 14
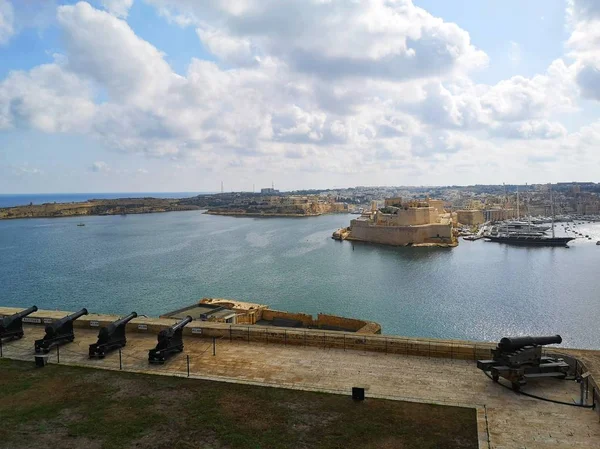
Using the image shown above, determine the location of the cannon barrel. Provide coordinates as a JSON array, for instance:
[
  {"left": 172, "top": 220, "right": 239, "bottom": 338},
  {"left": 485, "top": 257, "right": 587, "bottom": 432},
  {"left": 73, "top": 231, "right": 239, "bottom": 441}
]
[
  {"left": 171, "top": 316, "right": 192, "bottom": 332},
  {"left": 112, "top": 312, "right": 138, "bottom": 328},
  {"left": 45, "top": 308, "right": 88, "bottom": 334},
  {"left": 1, "top": 306, "right": 38, "bottom": 327},
  {"left": 498, "top": 335, "right": 562, "bottom": 351},
  {"left": 98, "top": 312, "right": 137, "bottom": 339},
  {"left": 12, "top": 306, "right": 38, "bottom": 321}
]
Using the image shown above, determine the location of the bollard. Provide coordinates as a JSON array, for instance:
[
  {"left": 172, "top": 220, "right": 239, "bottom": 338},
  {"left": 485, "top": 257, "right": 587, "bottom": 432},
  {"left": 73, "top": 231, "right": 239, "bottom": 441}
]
[
  {"left": 187, "top": 355, "right": 190, "bottom": 377},
  {"left": 212, "top": 337, "right": 216, "bottom": 356},
  {"left": 56, "top": 344, "right": 60, "bottom": 364}
]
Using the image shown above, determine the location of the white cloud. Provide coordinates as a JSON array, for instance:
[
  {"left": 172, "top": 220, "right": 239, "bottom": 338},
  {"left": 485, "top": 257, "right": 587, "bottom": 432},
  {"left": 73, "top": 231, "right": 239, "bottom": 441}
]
[
  {"left": 0, "top": 60, "right": 96, "bottom": 132},
  {"left": 491, "top": 120, "right": 567, "bottom": 140},
  {"left": 100, "top": 0, "right": 133, "bottom": 18},
  {"left": 567, "top": 0, "right": 600, "bottom": 101},
  {"left": 90, "top": 161, "right": 110, "bottom": 172},
  {"left": 0, "top": 0, "right": 14, "bottom": 45},
  {"left": 57, "top": 2, "right": 176, "bottom": 108},
  {"left": 148, "top": 0, "right": 488, "bottom": 80},
  {"left": 197, "top": 27, "right": 258, "bottom": 66},
  {"left": 1, "top": 0, "right": 599, "bottom": 184}
]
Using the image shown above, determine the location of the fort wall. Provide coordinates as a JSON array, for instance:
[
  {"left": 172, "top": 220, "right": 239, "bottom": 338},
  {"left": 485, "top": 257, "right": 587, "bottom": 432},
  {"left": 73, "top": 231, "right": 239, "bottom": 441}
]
[{"left": 349, "top": 220, "right": 453, "bottom": 246}]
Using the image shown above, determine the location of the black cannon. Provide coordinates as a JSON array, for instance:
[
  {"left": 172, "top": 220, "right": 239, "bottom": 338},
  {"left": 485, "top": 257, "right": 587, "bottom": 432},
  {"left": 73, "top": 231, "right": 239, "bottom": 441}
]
[
  {"left": 0, "top": 306, "right": 38, "bottom": 341},
  {"left": 89, "top": 312, "right": 137, "bottom": 358},
  {"left": 34, "top": 308, "right": 88, "bottom": 354},
  {"left": 477, "top": 335, "right": 570, "bottom": 390},
  {"left": 148, "top": 316, "right": 192, "bottom": 364}
]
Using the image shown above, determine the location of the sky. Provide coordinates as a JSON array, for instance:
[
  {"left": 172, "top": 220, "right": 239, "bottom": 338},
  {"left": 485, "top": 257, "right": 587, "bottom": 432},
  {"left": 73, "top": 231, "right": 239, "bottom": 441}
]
[{"left": 1, "top": 0, "right": 600, "bottom": 193}]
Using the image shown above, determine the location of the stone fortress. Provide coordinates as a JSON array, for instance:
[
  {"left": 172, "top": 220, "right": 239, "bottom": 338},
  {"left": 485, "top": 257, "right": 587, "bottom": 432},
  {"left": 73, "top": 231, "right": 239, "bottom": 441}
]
[{"left": 335, "top": 197, "right": 457, "bottom": 247}]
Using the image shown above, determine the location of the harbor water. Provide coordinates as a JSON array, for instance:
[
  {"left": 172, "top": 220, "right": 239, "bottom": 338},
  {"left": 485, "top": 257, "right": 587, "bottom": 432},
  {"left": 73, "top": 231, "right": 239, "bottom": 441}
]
[{"left": 1, "top": 211, "right": 599, "bottom": 349}]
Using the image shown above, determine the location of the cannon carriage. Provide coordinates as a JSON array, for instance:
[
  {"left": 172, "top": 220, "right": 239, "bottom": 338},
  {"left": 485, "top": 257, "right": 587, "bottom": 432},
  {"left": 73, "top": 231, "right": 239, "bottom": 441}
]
[
  {"left": 148, "top": 316, "right": 192, "bottom": 364},
  {"left": 89, "top": 312, "right": 137, "bottom": 358},
  {"left": 0, "top": 306, "right": 38, "bottom": 341},
  {"left": 34, "top": 308, "right": 88, "bottom": 354},
  {"left": 477, "top": 335, "right": 570, "bottom": 390}
]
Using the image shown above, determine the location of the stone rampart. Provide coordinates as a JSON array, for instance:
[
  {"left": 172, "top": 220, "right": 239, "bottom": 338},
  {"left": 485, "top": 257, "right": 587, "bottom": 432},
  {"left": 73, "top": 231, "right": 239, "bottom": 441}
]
[
  {"left": 349, "top": 221, "right": 452, "bottom": 246},
  {"left": 0, "top": 307, "right": 489, "bottom": 360}
]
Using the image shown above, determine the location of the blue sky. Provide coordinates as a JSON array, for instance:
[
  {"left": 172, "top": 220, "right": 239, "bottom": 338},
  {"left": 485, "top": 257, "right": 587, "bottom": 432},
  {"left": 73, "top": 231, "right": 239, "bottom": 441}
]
[{"left": 0, "top": 0, "right": 599, "bottom": 193}]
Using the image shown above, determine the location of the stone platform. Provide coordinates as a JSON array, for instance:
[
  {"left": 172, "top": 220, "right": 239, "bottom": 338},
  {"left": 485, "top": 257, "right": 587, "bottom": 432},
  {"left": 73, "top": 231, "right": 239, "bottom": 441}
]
[{"left": 1, "top": 325, "right": 599, "bottom": 449}]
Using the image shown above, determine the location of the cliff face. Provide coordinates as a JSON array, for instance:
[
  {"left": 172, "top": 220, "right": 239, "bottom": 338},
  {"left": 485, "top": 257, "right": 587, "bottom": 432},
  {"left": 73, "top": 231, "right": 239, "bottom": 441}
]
[{"left": 0, "top": 198, "right": 201, "bottom": 220}]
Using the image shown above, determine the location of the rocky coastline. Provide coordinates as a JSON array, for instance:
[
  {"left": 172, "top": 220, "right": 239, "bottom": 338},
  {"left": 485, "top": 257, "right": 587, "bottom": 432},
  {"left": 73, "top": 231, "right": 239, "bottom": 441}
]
[{"left": 0, "top": 198, "right": 201, "bottom": 220}]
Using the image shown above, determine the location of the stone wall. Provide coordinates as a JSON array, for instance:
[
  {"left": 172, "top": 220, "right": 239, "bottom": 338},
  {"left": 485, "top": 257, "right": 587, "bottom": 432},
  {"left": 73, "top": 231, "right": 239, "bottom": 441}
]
[
  {"left": 0, "top": 307, "right": 488, "bottom": 359},
  {"left": 457, "top": 210, "right": 485, "bottom": 226},
  {"left": 376, "top": 207, "right": 434, "bottom": 226},
  {"left": 349, "top": 220, "right": 452, "bottom": 246},
  {"left": 11, "top": 306, "right": 583, "bottom": 363},
  {"left": 260, "top": 309, "right": 314, "bottom": 326},
  {"left": 316, "top": 313, "right": 381, "bottom": 334}
]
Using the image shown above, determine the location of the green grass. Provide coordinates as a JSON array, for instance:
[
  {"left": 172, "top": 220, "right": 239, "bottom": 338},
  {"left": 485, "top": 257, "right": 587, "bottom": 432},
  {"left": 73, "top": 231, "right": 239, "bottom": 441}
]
[{"left": 0, "top": 358, "right": 478, "bottom": 449}]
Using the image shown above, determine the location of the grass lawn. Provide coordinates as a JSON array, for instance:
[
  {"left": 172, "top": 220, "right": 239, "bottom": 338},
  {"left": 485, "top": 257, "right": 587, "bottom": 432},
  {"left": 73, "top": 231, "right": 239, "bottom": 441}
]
[{"left": 0, "top": 358, "right": 478, "bottom": 449}]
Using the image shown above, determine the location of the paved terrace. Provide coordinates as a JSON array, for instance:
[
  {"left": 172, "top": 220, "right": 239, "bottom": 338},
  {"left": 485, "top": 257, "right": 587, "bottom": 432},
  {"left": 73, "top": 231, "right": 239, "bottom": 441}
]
[{"left": 1, "top": 324, "right": 599, "bottom": 449}]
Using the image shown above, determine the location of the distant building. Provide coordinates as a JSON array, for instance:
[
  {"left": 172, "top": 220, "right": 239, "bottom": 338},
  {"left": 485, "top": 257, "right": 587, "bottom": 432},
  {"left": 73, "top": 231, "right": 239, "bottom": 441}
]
[
  {"left": 346, "top": 198, "right": 455, "bottom": 247},
  {"left": 261, "top": 188, "right": 279, "bottom": 194},
  {"left": 484, "top": 208, "right": 516, "bottom": 222},
  {"left": 457, "top": 210, "right": 484, "bottom": 226}
]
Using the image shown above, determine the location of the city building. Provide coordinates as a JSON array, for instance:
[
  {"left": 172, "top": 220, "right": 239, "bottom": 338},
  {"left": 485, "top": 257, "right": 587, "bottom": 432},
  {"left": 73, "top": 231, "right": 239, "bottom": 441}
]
[{"left": 456, "top": 210, "right": 485, "bottom": 226}]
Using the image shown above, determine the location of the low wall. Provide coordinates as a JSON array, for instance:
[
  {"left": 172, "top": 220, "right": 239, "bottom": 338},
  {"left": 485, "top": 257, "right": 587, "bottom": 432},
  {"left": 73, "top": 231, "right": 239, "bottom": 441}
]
[
  {"left": 0, "top": 307, "right": 489, "bottom": 360},
  {"left": 316, "top": 313, "right": 381, "bottom": 334},
  {"left": 260, "top": 309, "right": 380, "bottom": 333},
  {"left": 260, "top": 309, "right": 313, "bottom": 326}
]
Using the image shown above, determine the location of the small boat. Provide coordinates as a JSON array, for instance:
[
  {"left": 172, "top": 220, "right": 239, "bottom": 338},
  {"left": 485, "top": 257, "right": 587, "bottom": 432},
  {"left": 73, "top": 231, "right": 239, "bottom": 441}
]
[
  {"left": 77, "top": 223, "right": 85, "bottom": 227},
  {"left": 596, "top": 241, "right": 600, "bottom": 245}
]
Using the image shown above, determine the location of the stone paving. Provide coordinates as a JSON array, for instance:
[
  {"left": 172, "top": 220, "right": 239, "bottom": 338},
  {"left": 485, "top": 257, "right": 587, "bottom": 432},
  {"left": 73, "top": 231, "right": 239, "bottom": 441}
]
[{"left": 1, "top": 326, "right": 599, "bottom": 449}]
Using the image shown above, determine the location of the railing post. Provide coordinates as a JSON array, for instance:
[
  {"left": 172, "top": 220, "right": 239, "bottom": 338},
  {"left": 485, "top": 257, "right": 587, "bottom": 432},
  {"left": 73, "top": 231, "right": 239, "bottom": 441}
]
[
  {"left": 56, "top": 345, "right": 60, "bottom": 364},
  {"left": 119, "top": 348, "right": 122, "bottom": 370},
  {"left": 229, "top": 325, "right": 232, "bottom": 342},
  {"left": 247, "top": 326, "right": 250, "bottom": 343},
  {"left": 212, "top": 337, "right": 216, "bottom": 356},
  {"left": 343, "top": 334, "right": 346, "bottom": 351},
  {"left": 284, "top": 330, "right": 287, "bottom": 346},
  {"left": 187, "top": 355, "right": 190, "bottom": 377}
]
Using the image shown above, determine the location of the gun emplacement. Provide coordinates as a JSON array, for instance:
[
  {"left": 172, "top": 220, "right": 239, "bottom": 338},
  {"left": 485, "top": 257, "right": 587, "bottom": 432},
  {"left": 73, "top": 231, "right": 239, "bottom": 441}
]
[
  {"left": 34, "top": 308, "right": 88, "bottom": 354},
  {"left": 0, "top": 306, "right": 38, "bottom": 340},
  {"left": 89, "top": 312, "right": 138, "bottom": 358}
]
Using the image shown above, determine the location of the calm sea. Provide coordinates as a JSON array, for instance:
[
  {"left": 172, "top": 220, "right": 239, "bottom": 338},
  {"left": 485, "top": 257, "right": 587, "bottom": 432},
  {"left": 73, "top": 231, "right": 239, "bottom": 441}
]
[
  {"left": 0, "top": 192, "right": 204, "bottom": 208},
  {"left": 1, "top": 211, "right": 599, "bottom": 349}
]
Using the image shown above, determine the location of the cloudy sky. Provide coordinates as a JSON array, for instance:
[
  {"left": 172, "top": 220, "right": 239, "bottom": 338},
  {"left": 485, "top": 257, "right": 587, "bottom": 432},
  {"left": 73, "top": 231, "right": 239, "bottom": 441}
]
[{"left": 1, "top": 0, "right": 599, "bottom": 193}]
